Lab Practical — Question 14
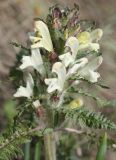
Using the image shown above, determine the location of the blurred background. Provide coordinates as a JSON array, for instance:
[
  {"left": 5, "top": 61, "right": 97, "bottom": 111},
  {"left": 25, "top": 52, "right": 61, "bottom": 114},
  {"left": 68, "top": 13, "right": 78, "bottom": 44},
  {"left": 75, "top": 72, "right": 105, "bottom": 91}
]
[{"left": 0, "top": 0, "right": 116, "bottom": 159}]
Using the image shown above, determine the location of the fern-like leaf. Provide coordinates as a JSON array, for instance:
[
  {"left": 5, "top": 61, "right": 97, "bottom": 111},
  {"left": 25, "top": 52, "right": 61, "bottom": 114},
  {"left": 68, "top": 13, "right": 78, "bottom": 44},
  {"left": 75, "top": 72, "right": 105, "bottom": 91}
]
[
  {"left": 63, "top": 108, "right": 116, "bottom": 130},
  {"left": 0, "top": 127, "right": 30, "bottom": 160}
]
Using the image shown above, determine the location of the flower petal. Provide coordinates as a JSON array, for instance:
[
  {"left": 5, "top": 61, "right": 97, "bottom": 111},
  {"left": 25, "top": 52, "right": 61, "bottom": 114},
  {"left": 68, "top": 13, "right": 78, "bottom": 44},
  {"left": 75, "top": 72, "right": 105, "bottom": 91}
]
[
  {"left": 59, "top": 37, "right": 79, "bottom": 67},
  {"left": 31, "top": 20, "right": 53, "bottom": 52},
  {"left": 87, "top": 70, "right": 100, "bottom": 82},
  {"left": 45, "top": 62, "right": 66, "bottom": 93},
  {"left": 78, "top": 43, "right": 100, "bottom": 52},
  {"left": 66, "top": 58, "right": 88, "bottom": 78},
  {"left": 78, "top": 31, "right": 91, "bottom": 44},
  {"left": 45, "top": 78, "right": 59, "bottom": 93},
  {"left": 20, "top": 48, "right": 45, "bottom": 76},
  {"left": 28, "top": 32, "right": 41, "bottom": 43},
  {"left": 14, "top": 74, "right": 34, "bottom": 98},
  {"left": 65, "top": 37, "right": 79, "bottom": 59},
  {"left": 59, "top": 52, "right": 74, "bottom": 67},
  {"left": 19, "top": 56, "right": 32, "bottom": 69},
  {"left": 90, "top": 29, "right": 103, "bottom": 42},
  {"left": 83, "top": 56, "right": 103, "bottom": 71},
  {"left": 78, "top": 56, "right": 103, "bottom": 82},
  {"left": 52, "top": 62, "right": 66, "bottom": 90}
]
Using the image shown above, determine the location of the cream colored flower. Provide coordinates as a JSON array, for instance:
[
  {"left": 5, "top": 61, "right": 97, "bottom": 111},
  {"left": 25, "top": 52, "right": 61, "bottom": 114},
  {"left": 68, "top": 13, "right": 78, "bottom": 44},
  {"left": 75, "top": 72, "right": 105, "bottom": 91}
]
[
  {"left": 45, "top": 58, "right": 88, "bottom": 93},
  {"left": 45, "top": 62, "right": 66, "bottom": 93},
  {"left": 78, "top": 56, "right": 103, "bottom": 82},
  {"left": 20, "top": 48, "right": 45, "bottom": 76},
  {"left": 59, "top": 37, "right": 79, "bottom": 67},
  {"left": 29, "top": 20, "right": 53, "bottom": 52},
  {"left": 66, "top": 58, "right": 88, "bottom": 78},
  {"left": 14, "top": 74, "right": 34, "bottom": 98},
  {"left": 90, "top": 29, "right": 103, "bottom": 42},
  {"left": 78, "top": 43, "right": 100, "bottom": 52}
]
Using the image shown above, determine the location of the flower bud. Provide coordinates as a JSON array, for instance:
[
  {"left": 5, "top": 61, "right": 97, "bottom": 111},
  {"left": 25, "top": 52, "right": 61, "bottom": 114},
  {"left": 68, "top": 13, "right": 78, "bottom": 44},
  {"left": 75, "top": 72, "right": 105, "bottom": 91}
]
[
  {"left": 52, "top": 7, "right": 62, "bottom": 19},
  {"left": 69, "top": 98, "right": 83, "bottom": 109},
  {"left": 90, "top": 28, "right": 103, "bottom": 42},
  {"left": 78, "top": 31, "right": 91, "bottom": 44}
]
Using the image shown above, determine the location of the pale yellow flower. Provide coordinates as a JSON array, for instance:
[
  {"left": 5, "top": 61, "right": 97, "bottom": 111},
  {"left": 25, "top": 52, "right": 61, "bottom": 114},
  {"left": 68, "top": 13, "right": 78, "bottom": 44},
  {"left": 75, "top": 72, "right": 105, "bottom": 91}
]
[
  {"left": 69, "top": 98, "right": 83, "bottom": 109},
  {"left": 78, "top": 31, "right": 91, "bottom": 44},
  {"left": 77, "top": 29, "right": 103, "bottom": 52}
]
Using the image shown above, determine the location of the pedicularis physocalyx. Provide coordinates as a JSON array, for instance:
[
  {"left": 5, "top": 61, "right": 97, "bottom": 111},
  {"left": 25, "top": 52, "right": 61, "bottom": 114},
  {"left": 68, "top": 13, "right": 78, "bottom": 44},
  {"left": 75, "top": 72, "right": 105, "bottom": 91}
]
[{"left": 0, "top": 4, "right": 116, "bottom": 160}]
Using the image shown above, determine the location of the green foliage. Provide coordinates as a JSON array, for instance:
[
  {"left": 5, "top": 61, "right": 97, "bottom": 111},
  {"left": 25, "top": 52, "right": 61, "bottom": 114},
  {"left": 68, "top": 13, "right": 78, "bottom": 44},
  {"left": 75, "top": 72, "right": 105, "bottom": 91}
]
[
  {"left": 10, "top": 46, "right": 30, "bottom": 88},
  {"left": 46, "top": 14, "right": 65, "bottom": 54},
  {"left": 0, "top": 108, "right": 115, "bottom": 160},
  {"left": 76, "top": 50, "right": 102, "bottom": 59},
  {"left": 63, "top": 108, "right": 116, "bottom": 129},
  {"left": 0, "top": 126, "right": 30, "bottom": 160},
  {"left": 0, "top": 124, "right": 54, "bottom": 160},
  {"left": 10, "top": 42, "right": 30, "bottom": 51},
  {"left": 69, "top": 87, "right": 115, "bottom": 107},
  {"left": 57, "top": 133, "right": 76, "bottom": 160},
  {"left": 96, "top": 133, "right": 107, "bottom": 160},
  {"left": 73, "top": 77, "right": 110, "bottom": 89}
]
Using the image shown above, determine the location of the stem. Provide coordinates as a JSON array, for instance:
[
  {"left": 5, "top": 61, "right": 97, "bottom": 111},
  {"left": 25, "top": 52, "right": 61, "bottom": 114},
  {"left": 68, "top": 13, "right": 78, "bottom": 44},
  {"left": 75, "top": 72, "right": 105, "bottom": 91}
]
[
  {"left": 44, "top": 132, "right": 56, "bottom": 160},
  {"left": 34, "top": 141, "right": 41, "bottom": 160},
  {"left": 24, "top": 142, "right": 31, "bottom": 160}
]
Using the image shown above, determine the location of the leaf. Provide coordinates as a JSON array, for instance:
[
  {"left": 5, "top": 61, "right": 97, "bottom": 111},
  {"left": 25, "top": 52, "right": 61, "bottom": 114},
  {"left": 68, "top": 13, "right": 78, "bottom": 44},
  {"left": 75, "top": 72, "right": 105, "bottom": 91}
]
[
  {"left": 96, "top": 82, "right": 110, "bottom": 89},
  {"left": 10, "top": 42, "right": 29, "bottom": 51},
  {"left": 96, "top": 133, "right": 107, "bottom": 160},
  {"left": 24, "top": 142, "right": 31, "bottom": 160},
  {"left": 0, "top": 125, "right": 31, "bottom": 160},
  {"left": 76, "top": 50, "right": 102, "bottom": 59},
  {"left": 34, "top": 142, "right": 41, "bottom": 160},
  {"left": 75, "top": 78, "right": 110, "bottom": 89},
  {"left": 78, "top": 20, "right": 96, "bottom": 32},
  {"left": 102, "top": 100, "right": 116, "bottom": 107},
  {"left": 46, "top": 14, "right": 65, "bottom": 54},
  {"left": 64, "top": 108, "right": 116, "bottom": 130}
]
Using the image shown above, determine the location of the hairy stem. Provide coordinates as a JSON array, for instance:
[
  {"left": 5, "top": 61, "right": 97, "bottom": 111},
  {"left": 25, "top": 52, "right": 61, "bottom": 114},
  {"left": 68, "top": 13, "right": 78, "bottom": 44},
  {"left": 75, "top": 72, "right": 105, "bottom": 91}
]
[{"left": 44, "top": 132, "right": 56, "bottom": 160}]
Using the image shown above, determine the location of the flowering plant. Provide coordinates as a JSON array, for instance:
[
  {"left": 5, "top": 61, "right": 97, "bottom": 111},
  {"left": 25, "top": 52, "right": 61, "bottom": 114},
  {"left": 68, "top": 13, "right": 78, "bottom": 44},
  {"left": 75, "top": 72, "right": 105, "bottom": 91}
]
[{"left": 0, "top": 4, "right": 116, "bottom": 160}]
